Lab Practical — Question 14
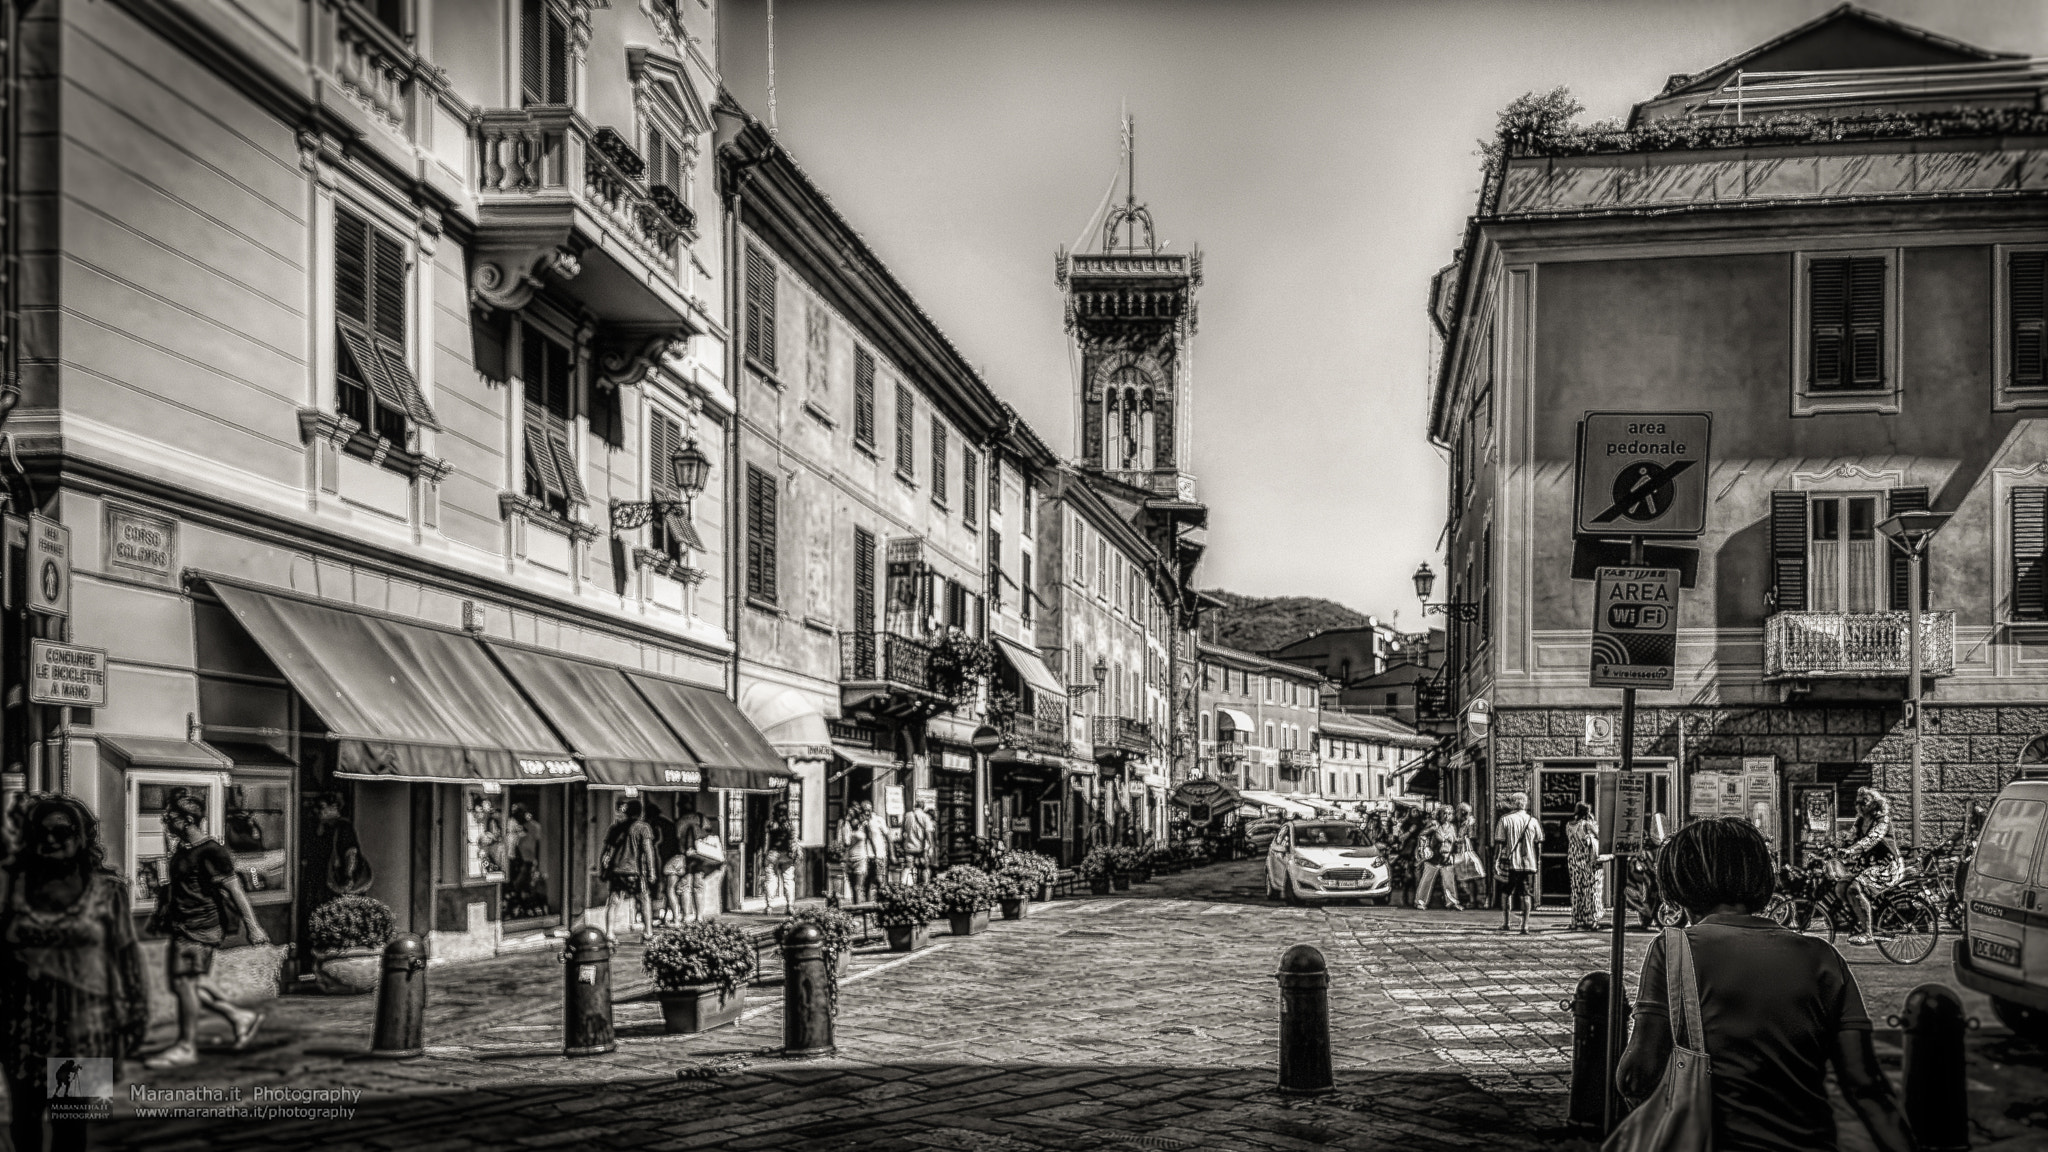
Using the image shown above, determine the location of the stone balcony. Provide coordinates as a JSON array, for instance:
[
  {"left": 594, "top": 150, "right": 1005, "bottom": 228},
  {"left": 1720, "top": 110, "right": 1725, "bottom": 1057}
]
[
  {"left": 1763, "top": 610, "right": 1955, "bottom": 680},
  {"left": 1091, "top": 715, "right": 1156, "bottom": 760}
]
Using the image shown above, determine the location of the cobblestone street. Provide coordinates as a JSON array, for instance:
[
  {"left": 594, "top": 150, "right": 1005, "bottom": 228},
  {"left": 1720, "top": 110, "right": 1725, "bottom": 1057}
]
[{"left": 62, "top": 861, "right": 2044, "bottom": 1151}]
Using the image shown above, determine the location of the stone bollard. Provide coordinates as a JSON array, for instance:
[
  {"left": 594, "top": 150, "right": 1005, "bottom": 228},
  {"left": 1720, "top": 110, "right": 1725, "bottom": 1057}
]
[
  {"left": 368, "top": 934, "right": 428, "bottom": 1058},
  {"left": 1899, "top": 983, "right": 1969, "bottom": 1152},
  {"left": 561, "top": 925, "right": 616, "bottom": 1057},
  {"left": 781, "top": 922, "right": 836, "bottom": 1058},
  {"left": 1565, "top": 971, "right": 1615, "bottom": 1133},
  {"left": 1275, "top": 943, "right": 1334, "bottom": 1097}
]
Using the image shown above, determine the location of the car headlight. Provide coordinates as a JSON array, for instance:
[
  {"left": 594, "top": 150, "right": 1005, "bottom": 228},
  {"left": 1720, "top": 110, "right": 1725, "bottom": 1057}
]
[{"left": 1294, "top": 856, "right": 1322, "bottom": 871}]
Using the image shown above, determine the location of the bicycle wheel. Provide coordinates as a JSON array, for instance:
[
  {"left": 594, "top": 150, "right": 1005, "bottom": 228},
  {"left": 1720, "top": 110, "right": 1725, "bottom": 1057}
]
[
  {"left": 1874, "top": 893, "right": 1939, "bottom": 965},
  {"left": 1767, "top": 895, "right": 1836, "bottom": 940}
]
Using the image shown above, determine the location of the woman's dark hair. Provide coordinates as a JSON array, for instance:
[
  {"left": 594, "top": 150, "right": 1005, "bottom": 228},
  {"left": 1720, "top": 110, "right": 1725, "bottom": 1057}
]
[
  {"left": 1572, "top": 802, "right": 1593, "bottom": 823},
  {"left": 622, "top": 800, "right": 643, "bottom": 820},
  {"left": 1656, "top": 817, "right": 1776, "bottom": 917},
  {"left": 6, "top": 793, "right": 110, "bottom": 877}
]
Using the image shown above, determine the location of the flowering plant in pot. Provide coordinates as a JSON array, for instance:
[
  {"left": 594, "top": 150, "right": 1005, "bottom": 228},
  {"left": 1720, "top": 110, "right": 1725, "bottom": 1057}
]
[
  {"left": 993, "top": 867, "right": 1034, "bottom": 920},
  {"left": 643, "top": 921, "right": 757, "bottom": 1033},
  {"left": 931, "top": 866, "right": 999, "bottom": 936},
  {"left": 1107, "top": 846, "right": 1143, "bottom": 889},
  {"left": 777, "top": 905, "right": 857, "bottom": 977},
  {"left": 875, "top": 882, "right": 942, "bottom": 952},
  {"left": 307, "top": 895, "right": 395, "bottom": 994},
  {"left": 1078, "top": 848, "right": 1116, "bottom": 895}
]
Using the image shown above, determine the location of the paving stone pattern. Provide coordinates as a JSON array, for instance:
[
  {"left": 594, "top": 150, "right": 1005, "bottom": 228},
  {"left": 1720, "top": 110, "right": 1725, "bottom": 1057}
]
[{"left": 59, "top": 861, "right": 2048, "bottom": 1151}]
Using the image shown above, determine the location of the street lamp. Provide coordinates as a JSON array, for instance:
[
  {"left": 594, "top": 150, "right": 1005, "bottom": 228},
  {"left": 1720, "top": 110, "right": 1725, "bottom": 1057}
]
[
  {"left": 1876, "top": 509, "right": 1951, "bottom": 851},
  {"left": 1412, "top": 561, "right": 1479, "bottom": 622},
  {"left": 609, "top": 440, "right": 713, "bottom": 532},
  {"left": 1067, "top": 655, "right": 1110, "bottom": 699}
]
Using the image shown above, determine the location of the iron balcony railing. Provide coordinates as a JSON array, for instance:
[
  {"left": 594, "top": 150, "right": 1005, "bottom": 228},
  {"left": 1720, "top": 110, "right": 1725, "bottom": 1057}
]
[
  {"left": 838, "top": 632, "right": 938, "bottom": 693},
  {"left": 1279, "top": 748, "right": 1320, "bottom": 771},
  {"left": 1000, "top": 697, "right": 1073, "bottom": 758},
  {"left": 1091, "top": 715, "right": 1155, "bottom": 756},
  {"left": 1688, "top": 59, "right": 2048, "bottom": 121},
  {"left": 1763, "top": 611, "right": 1955, "bottom": 679}
]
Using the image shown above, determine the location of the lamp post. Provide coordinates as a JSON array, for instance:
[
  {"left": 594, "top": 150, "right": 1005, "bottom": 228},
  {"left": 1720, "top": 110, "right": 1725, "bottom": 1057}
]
[
  {"left": 1876, "top": 510, "right": 1951, "bottom": 851},
  {"left": 609, "top": 440, "right": 713, "bottom": 532},
  {"left": 1412, "top": 562, "right": 1479, "bottom": 622}
]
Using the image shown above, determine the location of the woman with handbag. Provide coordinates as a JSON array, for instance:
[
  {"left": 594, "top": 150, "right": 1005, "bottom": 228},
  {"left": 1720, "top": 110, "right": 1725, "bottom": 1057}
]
[
  {"left": 1613, "top": 817, "right": 1914, "bottom": 1152},
  {"left": 1566, "top": 803, "right": 1605, "bottom": 931}
]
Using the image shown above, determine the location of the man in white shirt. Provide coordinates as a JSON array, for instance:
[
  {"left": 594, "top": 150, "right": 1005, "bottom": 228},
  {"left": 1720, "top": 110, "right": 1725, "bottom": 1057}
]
[
  {"left": 898, "top": 800, "right": 936, "bottom": 885},
  {"left": 862, "top": 802, "right": 895, "bottom": 901},
  {"left": 1494, "top": 791, "right": 1544, "bottom": 935}
]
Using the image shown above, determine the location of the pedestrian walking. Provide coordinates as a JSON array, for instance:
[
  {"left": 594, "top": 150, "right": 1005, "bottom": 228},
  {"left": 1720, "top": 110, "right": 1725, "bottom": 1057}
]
[
  {"left": 897, "top": 800, "right": 935, "bottom": 885},
  {"left": 1838, "top": 787, "right": 1903, "bottom": 947},
  {"left": 2, "top": 795, "right": 150, "bottom": 1152},
  {"left": 1448, "top": 802, "right": 1487, "bottom": 908},
  {"left": 1493, "top": 792, "right": 1542, "bottom": 935},
  {"left": 1414, "top": 810, "right": 1464, "bottom": 910},
  {"left": 863, "top": 802, "right": 894, "bottom": 901},
  {"left": 599, "top": 799, "right": 661, "bottom": 938},
  {"left": 762, "top": 802, "right": 799, "bottom": 915},
  {"left": 1388, "top": 811, "right": 1421, "bottom": 907},
  {"left": 148, "top": 788, "right": 268, "bottom": 1069},
  {"left": 1614, "top": 817, "right": 1914, "bottom": 1152},
  {"left": 838, "top": 804, "right": 871, "bottom": 904},
  {"left": 659, "top": 807, "right": 693, "bottom": 926},
  {"left": 684, "top": 811, "right": 725, "bottom": 921},
  {"left": 1565, "top": 802, "right": 1605, "bottom": 931}
]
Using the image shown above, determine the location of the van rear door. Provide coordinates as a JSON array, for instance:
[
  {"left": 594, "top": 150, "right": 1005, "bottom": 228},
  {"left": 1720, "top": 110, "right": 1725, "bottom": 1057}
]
[{"left": 1966, "top": 796, "right": 2047, "bottom": 985}]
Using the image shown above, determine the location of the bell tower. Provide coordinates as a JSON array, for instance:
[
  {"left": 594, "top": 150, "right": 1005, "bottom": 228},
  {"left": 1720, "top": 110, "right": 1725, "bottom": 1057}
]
[{"left": 1055, "top": 117, "right": 1201, "bottom": 500}]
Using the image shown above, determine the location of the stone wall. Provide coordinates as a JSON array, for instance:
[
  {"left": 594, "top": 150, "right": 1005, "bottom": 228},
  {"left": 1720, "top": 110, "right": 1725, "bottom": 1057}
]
[{"left": 1487, "top": 703, "right": 2036, "bottom": 845}]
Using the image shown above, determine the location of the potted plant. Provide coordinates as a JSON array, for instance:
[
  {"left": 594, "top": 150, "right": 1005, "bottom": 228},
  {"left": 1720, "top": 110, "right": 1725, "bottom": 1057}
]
[
  {"left": 1009, "top": 850, "right": 1058, "bottom": 902},
  {"left": 777, "top": 905, "right": 857, "bottom": 978},
  {"left": 1107, "top": 846, "right": 1139, "bottom": 890},
  {"left": 307, "top": 895, "right": 395, "bottom": 995},
  {"left": 876, "top": 882, "right": 941, "bottom": 952},
  {"left": 993, "top": 867, "right": 1033, "bottom": 920},
  {"left": 931, "top": 866, "right": 998, "bottom": 936},
  {"left": 1079, "top": 849, "right": 1115, "bottom": 895},
  {"left": 1128, "top": 844, "right": 1156, "bottom": 884},
  {"left": 643, "top": 921, "right": 757, "bottom": 1033}
]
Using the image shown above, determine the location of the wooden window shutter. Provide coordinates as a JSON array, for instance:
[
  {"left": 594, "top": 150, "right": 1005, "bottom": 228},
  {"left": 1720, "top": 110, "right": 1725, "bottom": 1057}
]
[
  {"left": 853, "top": 347, "right": 875, "bottom": 445},
  {"left": 1848, "top": 257, "right": 1885, "bottom": 388},
  {"left": 895, "top": 383, "right": 914, "bottom": 476},
  {"left": 520, "top": 0, "right": 566, "bottom": 105},
  {"left": 853, "top": 527, "right": 876, "bottom": 633},
  {"left": 549, "top": 425, "right": 584, "bottom": 504},
  {"left": 745, "top": 246, "right": 776, "bottom": 370},
  {"left": 1808, "top": 258, "right": 1847, "bottom": 389},
  {"left": 1886, "top": 487, "right": 1930, "bottom": 611},
  {"left": 2012, "top": 488, "right": 2048, "bottom": 621},
  {"left": 1769, "top": 490, "right": 1808, "bottom": 613},
  {"left": 2012, "top": 252, "right": 2047, "bottom": 388},
  {"left": 650, "top": 411, "right": 680, "bottom": 498},
  {"left": 963, "top": 448, "right": 978, "bottom": 527},
  {"left": 371, "top": 231, "right": 407, "bottom": 347},
  {"left": 746, "top": 466, "right": 777, "bottom": 601},
  {"left": 336, "top": 209, "right": 370, "bottom": 326},
  {"left": 931, "top": 419, "right": 947, "bottom": 504},
  {"left": 1020, "top": 552, "right": 1032, "bottom": 622},
  {"left": 523, "top": 415, "right": 565, "bottom": 503}
]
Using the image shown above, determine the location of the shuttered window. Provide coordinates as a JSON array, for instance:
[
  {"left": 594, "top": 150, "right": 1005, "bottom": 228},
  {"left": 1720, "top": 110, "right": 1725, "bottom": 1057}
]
[
  {"left": 1769, "top": 490, "right": 1809, "bottom": 614},
  {"left": 2012, "top": 489, "right": 2048, "bottom": 621},
  {"left": 648, "top": 410, "right": 702, "bottom": 560},
  {"left": 520, "top": 329, "right": 582, "bottom": 515},
  {"left": 746, "top": 466, "right": 778, "bottom": 603},
  {"left": 894, "top": 383, "right": 914, "bottom": 478},
  {"left": 853, "top": 347, "right": 876, "bottom": 448},
  {"left": 988, "top": 530, "right": 1002, "bottom": 611},
  {"left": 931, "top": 419, "right": 948, "bottom": 506},
  {"left": 2011, "top": 252, "right": 2047, "bottom": 389},
  {"left": 962, "top": 448, "right": 979, "bottom": 528},
  {"left": 745, "top": 245, "right": 776, "bottom": 370},
  {"left": 519, "top": 0, "right": 569, "bottom": 106},
  {"left": 853, "top": 527, "right": 876, "bottom": 634},
  {"left": 1020, "top": 552, "right": 1033, "bottom": 624},
  {"left": 1808, "top": 256, "right": 1886, "bottom": 391},
  {"left": 1886, "top": 487, "right": 1930, "bottom": 611},
  {"left": 944, "top": 579, "right": 967, "bottom": 629},
  {"left": 334, "top": 207, "right": 433, "bottom": 444}
]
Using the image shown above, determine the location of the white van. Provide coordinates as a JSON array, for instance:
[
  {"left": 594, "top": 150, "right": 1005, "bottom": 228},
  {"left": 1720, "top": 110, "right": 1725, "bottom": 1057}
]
[{"left": 1953, "top": 778, "right": 2048, "bottom": 1040}]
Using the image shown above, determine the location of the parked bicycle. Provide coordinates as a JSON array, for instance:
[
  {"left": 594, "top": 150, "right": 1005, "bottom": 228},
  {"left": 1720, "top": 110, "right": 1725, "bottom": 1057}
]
[
  {"left": 1899, "top": 843, "right": 1967, "bottom": 933},
  {"left": 1765, "top": 849, "right": 1940, "bottom": 964}
]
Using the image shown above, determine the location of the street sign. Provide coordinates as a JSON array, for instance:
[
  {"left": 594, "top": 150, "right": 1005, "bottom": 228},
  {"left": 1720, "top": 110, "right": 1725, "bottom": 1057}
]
[
  {"left": 30, "top": 640, "right": 107, "bottom": 707},
  {"left": 1612, "top": 772, "right": 1649, "bottom": 854},
  {"left": 1583, "top": 715, "right": 1617, "bottom": 753},
  {"left": 969, "top": 725, "right": 1003, "bottom": 754},
  {"left": 26, "top": 515, "right": 70, "bottom": 617},
  {"left": 1590, "top": 567, "right": 1679, "bottom": 690},
  {"left": 1575, "top": 413, "right": 1711, "bottom": 538}
]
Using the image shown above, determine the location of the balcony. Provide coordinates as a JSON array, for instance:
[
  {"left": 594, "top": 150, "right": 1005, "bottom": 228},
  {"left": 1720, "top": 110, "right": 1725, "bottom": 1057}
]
[
  {"left": 838, "top": 632, "right": 946, "bottom": 720},
  {"left": 1091, "top": 716, "right": 1156, "bottom": 760},
  {"left": 999, "top": 696, "right": 1074, "bottom": 759},
  {"left": 1763, "top": 611, "right": 1955, "bottom": 680},
  {"left": 1279, "top": 748, "right": 1320, "bottom": 771},
  {"left": 470, "top": 108, "right": 702, "bottom": 361}
]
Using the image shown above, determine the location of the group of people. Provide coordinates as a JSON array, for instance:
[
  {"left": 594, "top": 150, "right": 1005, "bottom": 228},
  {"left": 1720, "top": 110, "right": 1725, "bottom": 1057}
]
[
  {"left": 832, "top": 799, "right": 936, "bottom": 903},
  {"left": 1371, "top": 802, "right": 1487, "bottom": 912},
  {"left": 599, "top": 799, "right": 729, "bottom": 937}
]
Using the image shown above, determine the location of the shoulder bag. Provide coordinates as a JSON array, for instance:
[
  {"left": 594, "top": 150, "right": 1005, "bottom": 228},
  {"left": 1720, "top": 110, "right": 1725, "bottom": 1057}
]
[{"left": 1602, "top": 927, "right": 1713, "bottom": 1152}]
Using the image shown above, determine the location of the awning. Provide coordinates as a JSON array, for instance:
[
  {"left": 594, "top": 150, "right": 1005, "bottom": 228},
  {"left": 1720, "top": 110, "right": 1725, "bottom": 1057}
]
[
  {"left": 207, "top": 582, "right": 576, "bottom": 782},
  {"left": 740, "top": 682, "right": 832, "bottom": 759},
  {"left": 1241, "top": 790, "right": 1318, "bottom": 818},
  {"left": 993, "top": 636, "right": 1066, "bottom": 699},
  {"left": 1298, "top": 797, "right": 1341, "bottom": 814},
  {"left": 1216, "top": 708, "right": 1254, "bottom": 734},
  {"left": 99, "top": 735, "right": 232, "bottom": 772},
  {"left": 832, "top": 743, "right": 899, "bottom": 771},
  {"left": 485, "top": 642, "right": 703, "bottom": 790},
  {"left": 627, "top": 672, "right": 793, "bottom": 792}
]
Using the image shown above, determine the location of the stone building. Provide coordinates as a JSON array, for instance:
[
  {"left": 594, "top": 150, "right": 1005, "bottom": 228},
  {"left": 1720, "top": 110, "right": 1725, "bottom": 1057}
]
[
  {"left": 1195, "top": 642, "right": 1322, "bottom": 801},
  {"left": 1429, "top": 5, "right": 2048, "bottom": 900}
]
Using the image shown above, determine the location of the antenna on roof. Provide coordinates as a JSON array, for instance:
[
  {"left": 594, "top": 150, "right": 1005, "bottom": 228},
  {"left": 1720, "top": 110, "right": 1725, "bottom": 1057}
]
[{"left": 766, "top": 0, "right": 779, "bottom": 136}]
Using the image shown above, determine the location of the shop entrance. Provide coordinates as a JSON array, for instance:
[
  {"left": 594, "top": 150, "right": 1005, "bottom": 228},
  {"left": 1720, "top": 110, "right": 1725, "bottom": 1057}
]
[
  {"left": 1535, "top": 761, "right": 1674, "bottom": 905},
  {"left": 738, "top": 792, "right": 770, "bottom": 903},
  {"left": 502, "top": 785, "right": 565, "bottom": 927}
]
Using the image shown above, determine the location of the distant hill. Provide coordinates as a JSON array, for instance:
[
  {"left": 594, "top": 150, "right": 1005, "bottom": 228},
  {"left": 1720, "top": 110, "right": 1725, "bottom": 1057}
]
[{"left": 1199, "top": 590, "right": 1374, "bottom": 655}]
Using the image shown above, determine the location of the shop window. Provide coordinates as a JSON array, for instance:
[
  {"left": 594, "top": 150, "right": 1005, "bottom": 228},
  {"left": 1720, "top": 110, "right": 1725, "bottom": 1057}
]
[
  {"left": 503, "top": 786, "right": 564, "bottom": 923},
  {"left": 225, "top": 775, "right": 292, "bottom": 901},
  {"left": 126, "top": 771, "right": 226, "bottom": 908},
  {"left": 462, "top": 784, "right": 507, "bottom": 882}
]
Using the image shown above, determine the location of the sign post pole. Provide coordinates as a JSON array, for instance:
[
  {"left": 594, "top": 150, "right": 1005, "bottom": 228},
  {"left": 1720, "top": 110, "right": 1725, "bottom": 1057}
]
[{"left": 1605, "top": 535, "right": 1645, "bottom": 1134}]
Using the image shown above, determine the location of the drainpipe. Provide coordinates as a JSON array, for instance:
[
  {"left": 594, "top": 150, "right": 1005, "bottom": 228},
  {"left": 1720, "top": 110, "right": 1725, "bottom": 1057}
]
[{"left": 712, "top": 101, "right": 762, "bottom": 706}]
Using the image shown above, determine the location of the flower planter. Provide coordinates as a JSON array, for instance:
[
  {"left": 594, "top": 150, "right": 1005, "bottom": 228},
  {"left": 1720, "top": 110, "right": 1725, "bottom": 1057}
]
[
  {"left": 885, "top": 923, "right": 930, "bottom": 952},
  {"left": 657, "top": 984, "right": 744, "bottom": 1033},
  {"left": 1111, "top": 871, "right": 1131, "bottom": 892},
  {"left": 1088, "top": 876, "right": 1112, "bottom": 895},
  {"left": 1034, "top": 881, "right": 1054, "bottom": 903},
  {"left": 999, "top": 896, "right": 1028, "bottom": 920},
  {"left": 947, "top": 909, "right": 990, "bottom": 937},
  {"left": 312, "top": 948, "right": 381, "bottom": 995}
]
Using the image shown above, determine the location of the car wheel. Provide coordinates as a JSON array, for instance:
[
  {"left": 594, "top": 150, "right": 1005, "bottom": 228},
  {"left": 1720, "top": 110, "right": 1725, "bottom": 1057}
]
[
  {"left": 1283, "top": 875, "right": 1302, "bottom": 906},
  {"left": 1992, "top": 996, "right": 2048, "bottom": 1043},
  {"left": 1372, "top": 894, "right": 1391, "bottom": 906}
]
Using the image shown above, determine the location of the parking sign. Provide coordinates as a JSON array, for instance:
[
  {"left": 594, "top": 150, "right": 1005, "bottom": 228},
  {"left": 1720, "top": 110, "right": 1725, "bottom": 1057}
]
[{"left": 1590, "top": 567, "right": 1679, "bottom": 690}]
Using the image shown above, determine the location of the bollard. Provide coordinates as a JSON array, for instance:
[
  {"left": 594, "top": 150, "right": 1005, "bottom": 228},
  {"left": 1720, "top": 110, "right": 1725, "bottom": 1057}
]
[
  {"left": 1900, "top": 983, "right": 1969, "bottom": 1152},
  {"left": 561, "top": 925, "right": 616, "bottom": 1057},
  {"left": 1566, "top": 971, "right": 1613, "bottom": 1133},
  {"left": 368, "top": 933, "right": 428, "bottom": 1058},
  {"left": 1275, "top": 943, "right": 1334, "bottom": 1097},
  {"left": 781, "top": 922, "right": 837, "bottom": 1058}
]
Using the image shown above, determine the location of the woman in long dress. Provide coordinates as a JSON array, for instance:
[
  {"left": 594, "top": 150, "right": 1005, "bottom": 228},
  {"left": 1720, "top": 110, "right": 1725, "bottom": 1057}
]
[{"left": 1566, "top": 802, "right": 1605, "bottom": 931}]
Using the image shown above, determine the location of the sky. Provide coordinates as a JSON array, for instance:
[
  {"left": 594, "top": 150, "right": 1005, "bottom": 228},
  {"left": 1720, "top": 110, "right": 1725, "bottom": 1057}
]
[{"left": 716, "top": 0, "right": 2048, "bottom": 629}]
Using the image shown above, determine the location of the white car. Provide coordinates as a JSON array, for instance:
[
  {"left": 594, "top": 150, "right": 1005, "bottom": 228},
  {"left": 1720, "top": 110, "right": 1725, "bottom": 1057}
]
[
  {"left": 1265, "top": 821, "right": 1392, "bottom": 905},
  {"left": 1243, "top": 818, "right": 1283, "bottom": 852}
]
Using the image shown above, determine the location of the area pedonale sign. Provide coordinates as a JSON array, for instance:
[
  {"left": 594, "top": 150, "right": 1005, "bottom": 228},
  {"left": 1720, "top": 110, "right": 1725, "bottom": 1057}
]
[{"left": 1574, "top": 412, "right": 1710, "bottom": 538}]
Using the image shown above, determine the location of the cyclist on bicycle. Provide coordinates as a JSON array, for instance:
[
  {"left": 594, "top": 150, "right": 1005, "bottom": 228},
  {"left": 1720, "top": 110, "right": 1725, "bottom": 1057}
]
[{"left": 1838, "top": 786, "right": 1903, "bottom": 946}]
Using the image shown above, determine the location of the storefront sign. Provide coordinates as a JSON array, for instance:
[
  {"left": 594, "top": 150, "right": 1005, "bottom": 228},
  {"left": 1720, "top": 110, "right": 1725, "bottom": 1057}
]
[
  {"left": 936, "top": 746, "right": 974, "bottom": 773},
  {"left": 1008, "top": 818, "right": 1031, "bottom": 832},
  {"left": 882, "top": 784, "right": 905, "bottom": 819},
  {"left": 104, "top": 506, "right": 178, "bottom": 586},
  {"left": 29, "top": 641, "right": 106, "bottom": 706},
  {"left": 660, "top": 767, "right": 703, "bottom": 787},
  {"left": 26, "top": 516, "right": 70, "bottom": 618},
  {"left": 517, "top": 758, "right": 578, "bottom": 778}
]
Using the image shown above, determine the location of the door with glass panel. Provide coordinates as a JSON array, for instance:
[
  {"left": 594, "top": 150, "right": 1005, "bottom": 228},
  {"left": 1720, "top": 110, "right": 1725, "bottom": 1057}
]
[{"left": 1808, "top": 494, "right": 1882, "bottom": 612}]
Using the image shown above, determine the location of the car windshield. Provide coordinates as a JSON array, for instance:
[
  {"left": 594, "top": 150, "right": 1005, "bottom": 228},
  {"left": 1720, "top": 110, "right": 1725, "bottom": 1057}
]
[{"left": 1290, "top": 824, "right": 1370, "bottom": 848}]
